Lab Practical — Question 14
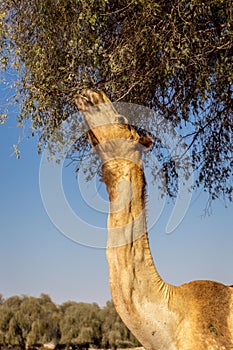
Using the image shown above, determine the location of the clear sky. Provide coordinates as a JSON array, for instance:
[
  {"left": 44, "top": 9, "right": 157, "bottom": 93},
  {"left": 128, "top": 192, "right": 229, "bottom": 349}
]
[{"left": 1, "top": 83, "right": 233, "bottom": 307}]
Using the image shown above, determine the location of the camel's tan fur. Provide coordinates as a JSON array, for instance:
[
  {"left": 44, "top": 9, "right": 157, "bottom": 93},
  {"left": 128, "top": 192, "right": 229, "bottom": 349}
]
[{"left": 75, "top": 90, "right": 233, "bottom": 350}]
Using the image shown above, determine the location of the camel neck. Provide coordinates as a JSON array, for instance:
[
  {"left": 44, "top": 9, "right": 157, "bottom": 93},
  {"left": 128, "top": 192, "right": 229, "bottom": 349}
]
[
  {"left": 104, "top": 158, "right": 175, "bottom": 349},
  {"left": 74, "top": 90, "right": 179, "bottom": 350},
  {"left": 104, "top": 157, "right": 171, "bottom": 303}
]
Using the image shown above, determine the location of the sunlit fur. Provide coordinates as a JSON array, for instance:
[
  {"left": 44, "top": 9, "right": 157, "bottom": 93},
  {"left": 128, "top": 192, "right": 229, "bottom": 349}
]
[{"left": 75, "top": 90, "right": 233, "bottom": 350}]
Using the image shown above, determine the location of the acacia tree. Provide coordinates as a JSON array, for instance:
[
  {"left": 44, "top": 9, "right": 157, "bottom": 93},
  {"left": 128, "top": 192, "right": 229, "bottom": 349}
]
[
  {"left": 0, "top": 0, "right": 232, "bottom": 200},
  {"left": 59, "top": 301, "right": 101, "bottom": 349},
  {"left": 101, "top": 301, "right": 140, "bottom": 349},
  {"left": 0, "top": 296, "right": 22, "bottom": 348},
  {"left": 0, "top": 295, "right": 60, "bottom": 350}
]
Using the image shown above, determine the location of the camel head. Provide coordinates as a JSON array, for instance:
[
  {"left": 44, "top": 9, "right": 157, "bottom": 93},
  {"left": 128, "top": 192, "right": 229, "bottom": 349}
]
[{"left": 74, "top": 89, "right": 153, "bottom": 154}]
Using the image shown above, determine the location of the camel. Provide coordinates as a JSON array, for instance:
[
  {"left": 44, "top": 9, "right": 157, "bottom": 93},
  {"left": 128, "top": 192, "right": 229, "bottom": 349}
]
[{"left": 74, "top": 89, "right": 233, "bottom": 350}]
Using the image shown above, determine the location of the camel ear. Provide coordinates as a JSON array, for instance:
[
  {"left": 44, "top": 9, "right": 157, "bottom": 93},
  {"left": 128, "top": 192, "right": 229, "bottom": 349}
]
[
  {"left": 139, "top": 135, "right": 153, "bottom": 150},
  {"left": 74, "top": 95, "right": 90, "bottom": 111}
]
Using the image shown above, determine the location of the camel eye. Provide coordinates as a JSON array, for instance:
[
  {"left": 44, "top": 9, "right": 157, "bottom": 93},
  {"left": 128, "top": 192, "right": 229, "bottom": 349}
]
[
  {"left": 139, "top": 135, "right": 153, "bottom": 150},
  {"left": 115, "top": 115, "right": 128, "bottom": 124}
]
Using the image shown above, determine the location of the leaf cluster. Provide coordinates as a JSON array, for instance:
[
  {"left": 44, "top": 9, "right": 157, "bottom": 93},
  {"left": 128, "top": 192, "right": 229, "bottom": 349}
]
[
  {"left": 0, "top": 294, "right": 60, "bottom": 349},
  {"left": 0, "top": 295, "right": 139, "bottom": 350},
  {"left": 0, "top": 0, "right": 232, "bottom": 200}
]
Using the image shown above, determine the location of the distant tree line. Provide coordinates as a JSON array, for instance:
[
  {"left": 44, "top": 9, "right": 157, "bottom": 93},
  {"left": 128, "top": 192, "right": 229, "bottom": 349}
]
[{"left": 0, "top": 294, "right": 140, "bottom": 350}]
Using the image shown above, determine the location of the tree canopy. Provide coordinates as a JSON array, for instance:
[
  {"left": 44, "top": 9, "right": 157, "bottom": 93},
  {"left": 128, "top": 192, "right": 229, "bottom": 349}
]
[
  {"left": 59, "top": 301, "right": 102, "bottom": 348},
  {"left": 0, "top": 294, "right": 60, "bottom": 350},
  {"left": 0, "top": 295, "right": 139, "bottom": 350},
  {"left": 0, "top": 0, "right": 232, "bottom": 199}
]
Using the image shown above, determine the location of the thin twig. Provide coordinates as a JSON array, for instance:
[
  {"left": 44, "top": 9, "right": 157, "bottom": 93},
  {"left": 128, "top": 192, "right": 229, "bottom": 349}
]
[{"left": 99, "top": 2, "right": 134, "bottom": 16}]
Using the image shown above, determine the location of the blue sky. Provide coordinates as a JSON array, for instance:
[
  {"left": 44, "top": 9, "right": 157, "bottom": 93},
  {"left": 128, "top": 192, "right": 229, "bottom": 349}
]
[{"left": 1, "top": 84, "right": 233, "bottom": 307}]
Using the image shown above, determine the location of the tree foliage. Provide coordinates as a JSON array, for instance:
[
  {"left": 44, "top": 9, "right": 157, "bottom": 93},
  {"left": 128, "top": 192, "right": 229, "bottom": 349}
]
[
  {"left": 0, "top": 295, "right": 60, "bottom": 350},
  {"left": 101, "top": 301, "right": 140, "bottom": 349},
  {"left": 0, "top": 0, "right": 233, "bottom": 200},
  {"left": 0, "top": 295, "right": 138, "bottom": 350},
  {"left": 59, "top": 301, "right": 101, "bottom": 349}
]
